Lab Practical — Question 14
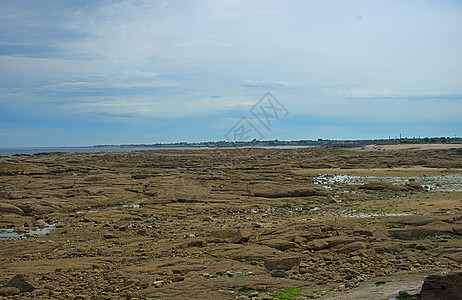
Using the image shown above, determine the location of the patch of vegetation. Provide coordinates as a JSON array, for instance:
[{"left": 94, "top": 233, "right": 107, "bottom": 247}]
[
  {"left": 375, "top": 280, "right": 391, "bottom": 286},
  {"left": 238, "top": 288, "right": 309, "bottom": 300},
  {"left": 268, "top": 288, "right": 309, "bottom": 300},
  {"left": 397, "top": 294, "right": 412, "bottom": 300}
]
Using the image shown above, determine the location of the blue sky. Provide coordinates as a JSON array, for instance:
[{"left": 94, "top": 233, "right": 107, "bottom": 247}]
[{"left": 1, "top": 0, "right": 461, "bottom": 146}]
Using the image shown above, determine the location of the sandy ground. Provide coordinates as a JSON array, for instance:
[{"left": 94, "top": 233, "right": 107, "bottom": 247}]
[{"left": 0, "top": 146, "right": 461, "bottom": 299}]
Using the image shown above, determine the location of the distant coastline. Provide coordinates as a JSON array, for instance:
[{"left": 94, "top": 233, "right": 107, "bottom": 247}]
[{"left": 1, "top": 137, "right": 461, "bottom": 156}]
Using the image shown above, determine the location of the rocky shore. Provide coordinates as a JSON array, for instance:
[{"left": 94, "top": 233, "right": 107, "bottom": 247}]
[{"left": 1, "top": 146, "right": 461, "bottom": 299}]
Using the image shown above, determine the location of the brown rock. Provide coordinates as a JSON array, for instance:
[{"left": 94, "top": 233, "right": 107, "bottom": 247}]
[
  {"left": 3, "top": 273, "right": 38, "bottom": 292},
  {"left": 354, "top": 227, "right": 391, "bottom": 241},
  {"left": 260, "top": 239, "right": 297, "bottom": 251},
  {"left": 0, "top": 287, "right": 20, "bottom": 296},
  {"left": 209, "top": 229, "right": 237, "bottom": 239},
  {"left": 358, "top": 182, "right": 404, "bottom": 191},
  {"left": 306, "top": 239, "right": 329, "bottom": 250},
  {"left": 232, "top": 228, "right": 251, "bottom": 243},
  {"left": 264, "top": 256, "right": 301, "bottom": 271},
  {"left": 269, "top": 269, "right": 287, "bottom": 277},
  {"left": 338, "top": 242, "right": 367, "bottom": 253},
  {"left": 389, "top": 221, "right": 454, "bottom": 239},
  {"left": 405, "top": 181, "right": 425, "bottom": 191},
  {"left": 445, "top": 252, "right": 462, "bottom": 263},
  {"left": 170, "top": 275, "right": 184, "bottom": 282},
  {"left": 179, "top": 239, "right": 207, "bottom": 248},
  {"left": 0, "top": 203, "right": 24, "bottom": 215},
  {"left": 293, "top": 236, "right": 306, "bottom": 244},
  {"left": 420, "top": 270, "right": 462, "bottom": 300},
  {"left": 307, "top": 236, "right": 356, "bottom": 251}
]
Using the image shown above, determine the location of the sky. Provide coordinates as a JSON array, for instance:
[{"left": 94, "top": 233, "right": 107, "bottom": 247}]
[{"left": 0, "top": 0, "right": 461, "bottom": 147}]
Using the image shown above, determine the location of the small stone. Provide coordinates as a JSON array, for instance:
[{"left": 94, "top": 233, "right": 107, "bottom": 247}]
[
  {"left": 269, "top": 269, "right": 286, "bottom": 277},
  {"left": 350, "top": 256, "right": 362, "bottom": 262},
  {"left": 137, "top": 229, "right": 147, "bottom": 236},
  {"left": 103, "top": 234, "right": 117, "bottom": 239},
  {"left": 232, "top": 228, "right": 251, "bottom": 243},
  {"left": 249, "top": 291, "right": 259, "bottom": 297},
  {"left": 171, "top": 275, "right": 184, "bottom": 282},
  {"left": 35, "top": 219, "right": 45, "bottom": 227},
  {"left": 257, "top": 294, "right": 273, "bottom": 300}
]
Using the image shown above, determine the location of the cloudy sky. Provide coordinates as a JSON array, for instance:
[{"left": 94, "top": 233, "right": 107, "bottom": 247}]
[{"left": 1, "top": 0, "right": 461, "bottom": 146}]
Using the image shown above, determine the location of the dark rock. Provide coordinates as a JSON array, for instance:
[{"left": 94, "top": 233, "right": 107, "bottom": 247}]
[
  {"left": 3, "top": 273, "right": 38, "bottom": 292},
  {"left": 103, "top": 233, "right": 117, "bottom": 239},
  {"left": 264, "top": 256, "right": 301, "bottom": 271},
  {"left": 420, "top": 270, "right": 462, "bottom": 300},
  {"left": 137, "top": 229, "right": 147, "bottom": 236},
  {"left": 325, "top": 195, "right": 339, "bottom": 204},
  {"left": 132, "top": 174, "right": 150, "bottom": 179}
]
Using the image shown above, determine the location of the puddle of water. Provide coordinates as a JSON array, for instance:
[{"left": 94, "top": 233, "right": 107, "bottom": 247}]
[
  {"left": 0, "top": 223, "right": 56, "bottom": 240},
  {"left": 122, "top": 204, "right": 140, "bottom": 209},
  {"left": 313, "top": 174, "right": 462, "bottom": 191},
  {"left": 76, "top": 204, "right": 139, "bottom": 214}
]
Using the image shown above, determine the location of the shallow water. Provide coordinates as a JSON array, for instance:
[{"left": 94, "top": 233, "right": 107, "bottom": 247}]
[
  {"left": 0, "top": 223, "right": 56, "bottom": 240},
  {"left": 313, "top": 174, "right": 462, "bottom": 191}
]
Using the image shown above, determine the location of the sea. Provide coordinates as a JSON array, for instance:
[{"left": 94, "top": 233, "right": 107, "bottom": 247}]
[{"left": 0, "top": 145, "right": 316, "bottom": 157}]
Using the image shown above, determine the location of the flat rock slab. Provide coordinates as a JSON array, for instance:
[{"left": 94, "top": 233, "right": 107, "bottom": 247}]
[{"left": 322, "top": 269, "right": 448, "bottom": 300}]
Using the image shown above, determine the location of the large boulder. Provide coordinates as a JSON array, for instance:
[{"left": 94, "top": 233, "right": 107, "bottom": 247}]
[
  {"left": 3, "top": 274, "right": 38, "bottom": 292},
  {"left": 388, "top": 221, "right": 454, "bottom": 239},
  {"left": 264, "top": 256, "right": 301, "bottom": 271},
  {"left": 0, "top": 203, "right": 24, "bottom": 215},
  {"left": 420, "top": 270, "right": 462, "bottom": 300}
]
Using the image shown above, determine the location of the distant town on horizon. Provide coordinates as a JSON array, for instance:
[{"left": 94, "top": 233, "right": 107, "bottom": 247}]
[{"left": 93, "top": 136, "right": 462, "bottom": 148}]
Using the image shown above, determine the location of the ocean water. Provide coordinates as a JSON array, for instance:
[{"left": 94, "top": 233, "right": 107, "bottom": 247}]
[{"left": 0, "top": 145, "right": 316, "bottom": 156}]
